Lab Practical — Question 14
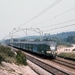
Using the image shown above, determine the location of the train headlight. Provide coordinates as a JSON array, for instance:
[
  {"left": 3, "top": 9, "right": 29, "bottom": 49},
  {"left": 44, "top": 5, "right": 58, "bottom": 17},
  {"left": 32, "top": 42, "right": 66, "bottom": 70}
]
[
  {"left": 46, "top": 51, "right": 51, "bottom": 53},
  {"left": 50, "top": 45, "right": 56, "bottom": 51}
]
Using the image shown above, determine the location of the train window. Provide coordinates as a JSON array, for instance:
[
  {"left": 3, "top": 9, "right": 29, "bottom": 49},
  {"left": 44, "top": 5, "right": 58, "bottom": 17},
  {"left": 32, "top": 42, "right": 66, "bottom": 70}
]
[{"left": 33, "top": 45, "right": 37, "bottom": 52}]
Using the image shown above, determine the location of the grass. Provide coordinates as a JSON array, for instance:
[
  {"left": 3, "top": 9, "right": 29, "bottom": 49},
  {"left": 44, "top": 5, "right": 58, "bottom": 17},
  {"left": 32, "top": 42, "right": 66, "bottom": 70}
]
[
  {"left": 0, "top": 45, "right": 27, "bottom": 65},
  {"left": 0, "top": 45, "right": 15, "bottom": 57},
  {"left": 58, "top": 52, "right": 75, "bottom": 61},
  {"left": 0, "top": 45, "right": 15, "bottom": 63}
]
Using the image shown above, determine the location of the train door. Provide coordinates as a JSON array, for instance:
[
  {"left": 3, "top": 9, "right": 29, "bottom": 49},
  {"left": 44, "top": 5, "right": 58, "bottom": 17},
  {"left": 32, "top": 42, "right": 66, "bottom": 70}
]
[
  {"left": 23, "top": 44, "right": 26, "bottom": 49},
  {"left": 33, "top": 45, "right": 37, "bottom": 52}
]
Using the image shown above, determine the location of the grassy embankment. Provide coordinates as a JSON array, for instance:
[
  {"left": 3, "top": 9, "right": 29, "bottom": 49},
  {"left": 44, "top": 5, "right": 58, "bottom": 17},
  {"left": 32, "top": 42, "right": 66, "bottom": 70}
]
[
  {"left": 0, "top": 45, "right": 27, "bottom": 65},
  {"left": 58, "top": 52, "right": 75, "bottom": 61}
]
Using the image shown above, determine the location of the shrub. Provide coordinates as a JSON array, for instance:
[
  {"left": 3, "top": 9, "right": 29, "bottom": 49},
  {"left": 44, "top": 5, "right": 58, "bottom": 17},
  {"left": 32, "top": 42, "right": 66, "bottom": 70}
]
[
  {"left": 0, "top": 55, "right": 4, "bottom": 64},
  {"left": 0, "top": 45, "right": 27, "bottom": 64},
  {"left": 16, "top": 50, "right": 27, "bottom": 65},
  {"left": 58, "top": 52, "right": 75, "bottom": 60},
  {"left": 0, "top": 45, "right": 15, "bottom": 57},
  {"left": 0, "top": 45, "right": 15, "bottom": 63},
  {"left": 6, "top": 49, "right": 15, "bottom": 57}
]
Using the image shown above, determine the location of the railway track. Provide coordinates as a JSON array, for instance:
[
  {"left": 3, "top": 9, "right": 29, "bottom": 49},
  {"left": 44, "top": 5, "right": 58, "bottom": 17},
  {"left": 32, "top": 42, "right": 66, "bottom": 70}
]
[
  {"left": 6, "top": 46, "right": 75, "bottom": 75},
  {"left": 52, "top": 57, "right": 75, "bottom": 69},
  {"left": 26, "top": 54, "right": 72, "bottom": 75}
]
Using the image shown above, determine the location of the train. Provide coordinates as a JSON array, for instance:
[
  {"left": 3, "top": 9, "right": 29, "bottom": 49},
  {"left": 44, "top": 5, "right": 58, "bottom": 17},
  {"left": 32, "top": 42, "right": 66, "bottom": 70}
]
[{"left": 6, "top": 39, "right": 57, "bottom": 58}]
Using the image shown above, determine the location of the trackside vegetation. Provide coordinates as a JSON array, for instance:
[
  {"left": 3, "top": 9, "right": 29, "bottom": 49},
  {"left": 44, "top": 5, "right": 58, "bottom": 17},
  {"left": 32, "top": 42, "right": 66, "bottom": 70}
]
[
  {"left": 0, "top": 45, "right": 15, "bottom": 63},
  {"left": 16, "top": 50, "right": 27, "bottom": 65},
  {"left": 58, "top": 52, "right": 75, "bottom": 61},
  {"left": 0, "top": 45, "right": 27, "bottom": 65},
  {"left": 0, "top": 55, "right": 4, "bottom": 64}
]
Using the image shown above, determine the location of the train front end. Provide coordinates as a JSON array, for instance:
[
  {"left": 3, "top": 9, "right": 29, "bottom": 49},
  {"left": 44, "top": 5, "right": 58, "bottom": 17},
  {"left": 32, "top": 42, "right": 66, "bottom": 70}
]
[{"left": 46, "top": 41, "right": 57, "bottom": 58}]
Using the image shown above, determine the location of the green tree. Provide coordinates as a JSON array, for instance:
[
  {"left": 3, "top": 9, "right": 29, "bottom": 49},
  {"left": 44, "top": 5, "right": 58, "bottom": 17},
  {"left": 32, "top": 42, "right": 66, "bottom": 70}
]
[{"left": 67, "top": 36, "right": 75, "bottom": 43}]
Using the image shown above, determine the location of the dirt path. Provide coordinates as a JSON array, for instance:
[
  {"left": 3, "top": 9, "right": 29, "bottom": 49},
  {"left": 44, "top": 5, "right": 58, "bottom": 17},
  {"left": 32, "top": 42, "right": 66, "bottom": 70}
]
[{"left": 0, "top": 62, "right": 38, "bottom": 75}]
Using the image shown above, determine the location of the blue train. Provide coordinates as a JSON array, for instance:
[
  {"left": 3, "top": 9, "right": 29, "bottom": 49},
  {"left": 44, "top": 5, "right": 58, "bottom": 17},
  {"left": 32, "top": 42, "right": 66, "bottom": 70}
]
[{"left": 6, "top": 39, "right": 57, "bottom": 58}]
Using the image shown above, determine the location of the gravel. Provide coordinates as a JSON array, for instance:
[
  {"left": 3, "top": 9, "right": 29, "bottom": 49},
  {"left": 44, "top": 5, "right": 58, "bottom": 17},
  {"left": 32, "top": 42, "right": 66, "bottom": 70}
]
[{"left": 27, "top": 60, "right": 52, "bottom": 75}]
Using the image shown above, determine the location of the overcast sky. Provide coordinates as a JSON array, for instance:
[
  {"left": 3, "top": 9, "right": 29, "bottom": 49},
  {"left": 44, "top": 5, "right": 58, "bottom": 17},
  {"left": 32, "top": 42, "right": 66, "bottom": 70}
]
[{"left": 0, "top": 0, "right": 75, "bottom": 40}]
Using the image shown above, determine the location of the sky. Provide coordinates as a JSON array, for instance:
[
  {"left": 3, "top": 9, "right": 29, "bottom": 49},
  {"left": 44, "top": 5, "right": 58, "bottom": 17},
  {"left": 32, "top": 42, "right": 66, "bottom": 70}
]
[{"left": 0, "top": 0, "right": 75, "bottom": 40}]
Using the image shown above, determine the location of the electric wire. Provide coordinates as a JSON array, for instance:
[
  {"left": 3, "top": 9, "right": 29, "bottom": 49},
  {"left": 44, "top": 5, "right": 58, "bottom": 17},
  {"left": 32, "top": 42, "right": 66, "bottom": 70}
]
[
  {"left": 33, "top": 6, "right": 75, "bottom": 27},
  {"left": 18, "top": 0, "right": 62, "bottom": 28},
  {"left": 10, "top": 1, "right": 75, "bottom": 37},
  {"left": 13, "top": 24, "right": 75, "bottom": 36},
  {"left": 44, "top": 24, "right": 75, "bottom": 32},
  {"left": 19, "top": 23, "right": 75, "bottom": 35},
  {"left": 39, "top": 18, "right": 75, "bottom": 28}
]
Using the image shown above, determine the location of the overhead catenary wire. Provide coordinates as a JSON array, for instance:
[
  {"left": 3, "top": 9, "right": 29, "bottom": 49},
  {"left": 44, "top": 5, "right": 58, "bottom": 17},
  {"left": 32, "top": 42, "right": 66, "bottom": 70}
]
[
  {"left": 10, "top": 0, "right": 75, "bottom": 37},
  {"left": 14, "top": 19, "right": 75, "bottom": 36},
  {"left": 44, "top": 24, "right": 75, "bottom": 32},
  {"left": 39, "top": 18, "right": 75, "bottom": 28},
  {"left": 32, "top": 6, "right": 75, "bottom": 27},
  {"left": 12, "top": 0, "right": 75, "bottom": 32},
  {"left": 11, "top": 24, "right": 75, "bottom": 37},
  {"left": 17, "top": 23, "right": 75, "bottom": 36},
  {"left": 18, "top": 0, "right": 62, "bottom": 28}
]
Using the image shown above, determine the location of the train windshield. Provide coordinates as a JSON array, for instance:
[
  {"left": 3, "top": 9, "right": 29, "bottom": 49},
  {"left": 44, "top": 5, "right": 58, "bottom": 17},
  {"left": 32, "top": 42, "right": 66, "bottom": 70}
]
[{"left": 50, "top": 45, "right": 56, "bottom": 51}]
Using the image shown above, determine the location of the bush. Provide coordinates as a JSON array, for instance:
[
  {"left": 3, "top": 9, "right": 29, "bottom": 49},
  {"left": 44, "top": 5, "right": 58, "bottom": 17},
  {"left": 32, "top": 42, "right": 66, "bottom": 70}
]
[
  {"left": 58, "top": 52, "right": 75, "bottom": 61},
  {"left": 6, "top": 49, "right": 15, "bottom": 57},
  {"left": 16, "top": 50, "right": 27, "bottom": 65},
  {"left": 0, "top": 45, "right": 15, "bottom": 63},
  {"left": 0, "top": 45, "right": 27, "bottom": 64},
  {"left": 0, "top": 45, "right": 15, "bottom": 57},
  {"left": 0, "top": 55, "right": 4, "bottom": 64}
]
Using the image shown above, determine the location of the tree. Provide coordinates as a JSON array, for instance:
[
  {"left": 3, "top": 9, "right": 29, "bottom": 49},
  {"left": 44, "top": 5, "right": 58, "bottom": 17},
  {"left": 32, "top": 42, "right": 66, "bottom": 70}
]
[{"left": 67, "top": 36, "right": 75, "bottom": 43}]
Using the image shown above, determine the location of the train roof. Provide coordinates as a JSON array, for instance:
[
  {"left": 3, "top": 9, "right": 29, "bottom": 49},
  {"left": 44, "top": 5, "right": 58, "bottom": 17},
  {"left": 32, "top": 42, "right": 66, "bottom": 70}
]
[{"left": 13, "top": 41, "right": 57, "bottom": 45}]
